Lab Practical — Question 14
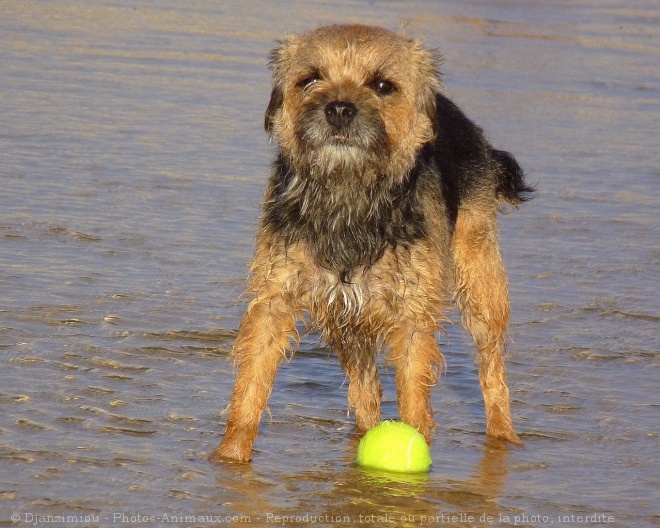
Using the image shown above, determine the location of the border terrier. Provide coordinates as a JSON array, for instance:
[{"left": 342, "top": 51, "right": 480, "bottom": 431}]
[{"left": 210, "top": 24, "right": 532, "bottom": 463}]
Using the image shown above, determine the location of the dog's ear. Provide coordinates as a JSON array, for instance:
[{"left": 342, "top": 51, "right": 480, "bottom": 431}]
[
  {"left": 264, "top": 86, "right": 283, "bottom": 134},
  {"left": 409, "top": 40, "right": 443, "bottom": 141},
  {"left": 424, "top": 87, "right": 440, "bottom": 139},
  {"left": 264, "top": 36, "right": 297, "bottom": 135}
]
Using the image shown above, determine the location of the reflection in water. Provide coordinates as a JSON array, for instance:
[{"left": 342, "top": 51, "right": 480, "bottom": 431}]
[
  {"left": 220, "top": 437, "right": 513, "bottom": 528},
  {"left": 471, "top": 438, "right": 510, "bottom": 502}
]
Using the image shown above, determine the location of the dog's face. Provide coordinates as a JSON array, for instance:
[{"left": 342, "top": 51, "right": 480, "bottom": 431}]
[{"left": 265, "top": 25, "right": 440, "bottom": 185}]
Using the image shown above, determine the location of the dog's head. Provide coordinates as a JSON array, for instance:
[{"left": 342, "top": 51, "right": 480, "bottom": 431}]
[{"left": 265, "top": 25, "right": 440, "bottom": 185}]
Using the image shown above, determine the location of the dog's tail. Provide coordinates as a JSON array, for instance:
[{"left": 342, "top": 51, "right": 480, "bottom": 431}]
[{"left": 491, "top": 148, "right": 534, "bottom": 205}]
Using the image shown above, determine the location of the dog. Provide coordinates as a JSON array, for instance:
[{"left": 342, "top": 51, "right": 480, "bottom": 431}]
[{"left": 209, "top": 24, "right": 532, "bottom": 463}]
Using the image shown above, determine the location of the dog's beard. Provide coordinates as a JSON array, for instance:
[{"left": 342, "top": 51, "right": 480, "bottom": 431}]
[{"left": 292, "top": 104, "right": 391, "bottom": 186}]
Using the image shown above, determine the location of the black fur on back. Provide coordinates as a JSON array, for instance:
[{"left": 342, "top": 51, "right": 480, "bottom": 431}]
[{"left": 433, "top": 93, "right": 533, "bottom": 223}]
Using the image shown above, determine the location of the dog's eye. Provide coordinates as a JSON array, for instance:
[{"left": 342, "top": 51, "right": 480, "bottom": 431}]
[
  {"left": 297, "top": 74, "right": 321, "bottom": 90},
  {"left": 371, "top": 79, "right": 396, "bottom": 96}
]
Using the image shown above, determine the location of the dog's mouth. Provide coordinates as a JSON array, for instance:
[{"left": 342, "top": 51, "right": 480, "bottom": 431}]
[
  {"left": 330, "top": 133, "right": 351, "bottom": 144},
  {"left": 294, "top": 103, "right": 390, "bottom": 160}
]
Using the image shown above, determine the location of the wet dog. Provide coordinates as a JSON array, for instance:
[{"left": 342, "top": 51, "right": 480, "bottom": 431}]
[{"left": 210, "top": 24, "right": 532, "bottom": 462}]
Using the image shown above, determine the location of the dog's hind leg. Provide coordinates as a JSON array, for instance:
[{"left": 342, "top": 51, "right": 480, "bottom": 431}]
[{"left": 453, "top": 199, "right": 523, "bottom": 445}]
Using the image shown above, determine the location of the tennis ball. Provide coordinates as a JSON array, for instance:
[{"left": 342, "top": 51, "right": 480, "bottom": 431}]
[{"left": 355, "top": 420, "right": 432, "bottom": 473}]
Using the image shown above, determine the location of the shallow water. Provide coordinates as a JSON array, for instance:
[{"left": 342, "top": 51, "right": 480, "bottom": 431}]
[{"left": 1, "top": 1, "right": 658, "bottom": 527}]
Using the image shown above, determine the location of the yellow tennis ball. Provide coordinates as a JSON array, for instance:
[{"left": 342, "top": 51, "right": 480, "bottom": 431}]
[{"left": 355, "top": 420, "right": 432, "bottom": 473}]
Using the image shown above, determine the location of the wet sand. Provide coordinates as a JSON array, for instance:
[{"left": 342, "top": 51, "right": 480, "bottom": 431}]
[{"left": 1, "top": 1, "right": 658, "bottom": 527}]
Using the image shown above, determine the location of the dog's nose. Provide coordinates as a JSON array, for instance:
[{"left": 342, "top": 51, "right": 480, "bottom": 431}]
[{"left": 325, "top": 101, "right": 357, "bottom": 127}]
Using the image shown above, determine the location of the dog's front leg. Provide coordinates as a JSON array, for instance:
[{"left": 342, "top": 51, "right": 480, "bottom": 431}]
[
  {"left": 388, "top": 326, "right": 442, "bottom": 442},
  {"left": 209, "top": 293, "right": 298, "bottom": 463},
  {"left": 337, "top": 337, "right": 382, "bottom": 434}
]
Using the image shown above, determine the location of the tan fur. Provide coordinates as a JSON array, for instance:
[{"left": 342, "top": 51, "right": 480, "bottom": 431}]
[
  {"left": 209, "top": 25, "right": 523, "bottom": 463},
  {"left": 453, "top": 198, "right": 522, "bottom": 444}
]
